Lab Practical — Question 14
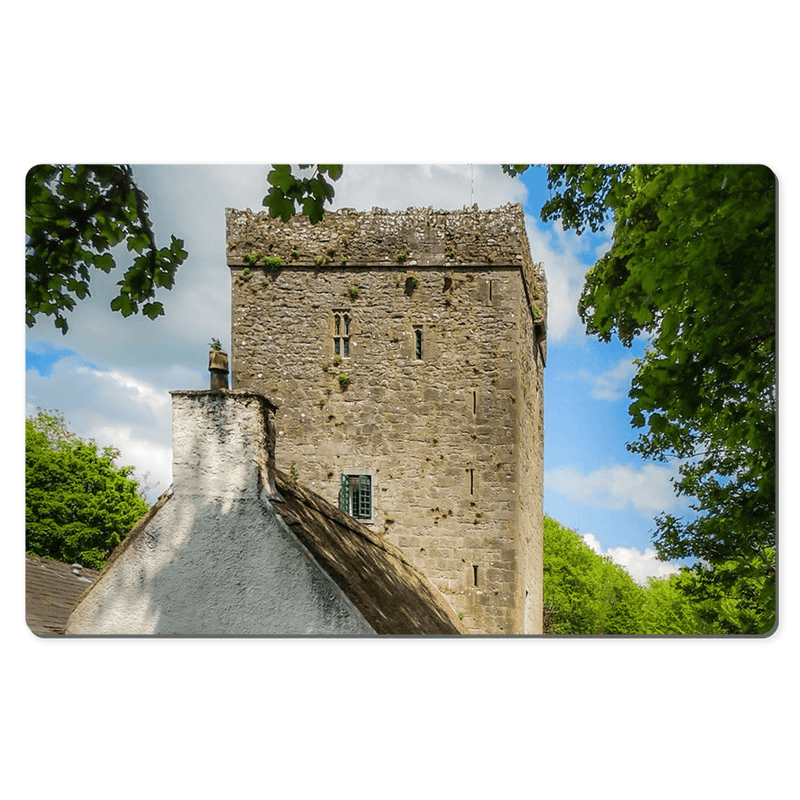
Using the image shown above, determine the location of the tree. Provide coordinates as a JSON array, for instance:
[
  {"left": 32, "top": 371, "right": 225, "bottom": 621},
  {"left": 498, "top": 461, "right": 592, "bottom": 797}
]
[
  {"left": 508, "top": 164, "right": 776, "bottom": 634},
  {"left": 26, "top": 164, "right": 344, "bottom": 334},
  {"left": 543, "top": 516, "right": 645, "bottom": 634},
  {"left": 26, "top": 165, "right": 189, "bottom": 334},
  {"left": 639, "top": 573, "right": 720, "bottom": 635},
  {"left": 669, "top": 554, "right": 775, "bottom": 635},
  {"left": 544, "top": 516, "right": 734, "bottom": 635},
  {"left": 25, "top": 411, "right": 149, "bottom": 570}
]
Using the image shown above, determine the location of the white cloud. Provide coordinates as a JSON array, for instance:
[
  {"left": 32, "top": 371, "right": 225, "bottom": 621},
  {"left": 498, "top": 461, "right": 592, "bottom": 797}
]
[
  {"left": 26, "top": 354, "right": 184, "bottom": 503},
  {"left": 524, "top": 214, "right": 612, "bottom": 342},
  {"left": 546, "top": 462, "right": 684, "bottom": 516},
  {"left": 331, "top": 164, "right": 526, "bottom": 213},
  {"left": 581, "top": 533, "right": 682, "bottom": 585},
  {"left": 607, "top": 545, "right": 683, "bottom": 584},
  {"left": 579, "top": 357, "right": 638, "bottom": 401}
]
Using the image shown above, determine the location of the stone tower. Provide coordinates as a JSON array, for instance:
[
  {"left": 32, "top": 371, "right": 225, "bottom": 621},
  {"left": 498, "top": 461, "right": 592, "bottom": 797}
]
[{"left": 226, "top": 203, "right": 547, "bottom": 634}]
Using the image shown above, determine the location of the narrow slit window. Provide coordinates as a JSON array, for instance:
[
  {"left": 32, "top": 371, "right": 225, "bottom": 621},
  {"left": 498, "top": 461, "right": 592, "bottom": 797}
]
[
  {"left": 489, "top": 280, "right": 493, "bottom": 301},
  {"left": 414, "top": 326, "right": 423, "bottom": 360},
  {"left": 333, "top": 311, "right": 351, "bottom": 358},
  {"left": 473, "top": 565, "right": 479, "bottom": 587},
  {"left": 470, "top": 468, "right": 474, "bottom": 495},
  {"left": 472, "top": 390, "right": 477, "bottom": 414}
]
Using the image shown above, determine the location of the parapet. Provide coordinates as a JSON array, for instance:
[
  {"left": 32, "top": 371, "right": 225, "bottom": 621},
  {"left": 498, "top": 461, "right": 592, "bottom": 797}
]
[
  {"left": 227, "top": 203, "right": 534, "bottom": 268},
  {"left": 225, "top": 202, "right": 547, "bottom": 332}
]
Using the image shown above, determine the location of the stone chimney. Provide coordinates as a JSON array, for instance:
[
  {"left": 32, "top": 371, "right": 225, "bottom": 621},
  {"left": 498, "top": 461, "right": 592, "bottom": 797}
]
[{"left": 169, "top": 390, "right": 278, "bottom": 501}]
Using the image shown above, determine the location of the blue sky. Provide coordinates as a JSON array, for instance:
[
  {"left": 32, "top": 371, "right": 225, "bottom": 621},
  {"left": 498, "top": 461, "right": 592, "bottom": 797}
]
[{"left": 25, "top": 164, "right": 695, "bottom": 583}]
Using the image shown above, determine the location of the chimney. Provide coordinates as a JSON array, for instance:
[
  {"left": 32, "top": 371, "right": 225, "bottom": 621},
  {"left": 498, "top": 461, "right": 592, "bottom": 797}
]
[{"left": 170, "top": 390, "right": 278, "bottom": 501}]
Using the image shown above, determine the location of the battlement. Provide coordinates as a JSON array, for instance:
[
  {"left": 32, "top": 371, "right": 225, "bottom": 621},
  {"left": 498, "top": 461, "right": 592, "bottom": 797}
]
[{"left": 226, "top": 203, "right": 547, "bottom": 335}]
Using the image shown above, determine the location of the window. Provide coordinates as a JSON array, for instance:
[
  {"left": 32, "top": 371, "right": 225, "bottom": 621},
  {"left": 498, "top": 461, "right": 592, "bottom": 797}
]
[
  {"left": 339, "top": 473, "right": 372, "bottom": 520},
  {"left": 333, "top": 311, "right": 351, "bottom": 358},
  {"left": 414, "top": 325, "right": 423, "bottom": 360}
]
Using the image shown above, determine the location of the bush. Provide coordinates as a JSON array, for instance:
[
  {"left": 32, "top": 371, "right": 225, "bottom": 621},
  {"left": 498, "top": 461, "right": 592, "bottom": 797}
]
[{"left": 26, "top": 411, "right": 149, "bottom": 569}]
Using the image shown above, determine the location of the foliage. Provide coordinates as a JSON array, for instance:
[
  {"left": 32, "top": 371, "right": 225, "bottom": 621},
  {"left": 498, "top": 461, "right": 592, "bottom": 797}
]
[
  {"left": 543, "top": 516, "right": 645, "bottom": 634},
  {"left": 509, "top": 165, "right": 776, "bottom": 634},
  {"left": 544, "top": 516, "right": 724, "bottom": 635},
  {"left": 26, "top": 165, "right": 188, "bottom": 334},
  {"left": 263, "top": 164, "right": 343, "bottom": 224},
  {"left": 26, "top": 164, "right": 341, "bottom": 335},
  {"left": 26, "top": 411, "right": 149, "bottom": 570},
  {"left": 209, "top": 337, "right": 222, "bottom": 351},
  {"left": 639, "top": 573, "right": 720, "bottom": 635},
  {"left": 671, "top": 553, "right": 776, "bottom": 634}
]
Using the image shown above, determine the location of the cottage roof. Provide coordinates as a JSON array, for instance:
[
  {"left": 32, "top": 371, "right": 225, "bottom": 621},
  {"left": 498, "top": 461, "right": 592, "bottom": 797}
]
[
  {"left": 271, "top": 469, "right": 466, "bottom": 635},
  {"left": 25, "top": 555, "right": 100, "bottom": 635},
  {"left": 51, "top": 469, "right": 466, "bottom": 636}
]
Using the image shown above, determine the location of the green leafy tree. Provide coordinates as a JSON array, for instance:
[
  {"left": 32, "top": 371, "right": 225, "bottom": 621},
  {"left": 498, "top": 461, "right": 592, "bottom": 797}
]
[
  {"left": 26, "top": 411, "right": 149, "bottom": 570},
  {"left": 543, "top": 516, "right": 645, "bottom": 634},
  {"left": 26, "top": 165, "right": 189, "bottom": 334},
  {"left": 669, "top": 553, "right": 775, "bottom": 634},
  {"left": 508, "top": 165, "right": 776, "bottom": 634},
  {"left": 639, "top": 573, "right": 721, "bottom": 635},
  {"left": 544, "top": 516, "right": 739, "bottom": 635},
  {"left": 26, "top": 164, "right": 343, "bottom": 334}
]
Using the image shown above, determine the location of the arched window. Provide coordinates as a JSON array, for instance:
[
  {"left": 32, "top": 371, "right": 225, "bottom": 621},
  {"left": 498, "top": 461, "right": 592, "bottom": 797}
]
[{"left": 333, "top": 310, "right": 351, "bottom": 358}]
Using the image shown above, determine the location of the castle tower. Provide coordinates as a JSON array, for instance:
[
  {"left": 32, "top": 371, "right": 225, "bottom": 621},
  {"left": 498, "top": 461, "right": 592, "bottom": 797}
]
[{"left": 226, "top": 203, "right": 547, "bottom": 634}]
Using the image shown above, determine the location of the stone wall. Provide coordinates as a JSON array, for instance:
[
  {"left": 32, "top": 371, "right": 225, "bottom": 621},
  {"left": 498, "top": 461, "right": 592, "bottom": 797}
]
[{"left": 227, "top": 204, "right": 546, "bottom": 634}]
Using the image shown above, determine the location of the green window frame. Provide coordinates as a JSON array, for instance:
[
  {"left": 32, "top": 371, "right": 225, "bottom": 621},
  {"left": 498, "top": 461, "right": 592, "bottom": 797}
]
[{"left": 339, "top": 473, "right": 372, "bottom": 520}]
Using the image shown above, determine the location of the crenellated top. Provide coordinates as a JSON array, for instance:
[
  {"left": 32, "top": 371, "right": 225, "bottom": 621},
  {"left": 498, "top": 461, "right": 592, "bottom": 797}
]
[{"left": 225, "top": 202, "right": 547, "bottom": 331}]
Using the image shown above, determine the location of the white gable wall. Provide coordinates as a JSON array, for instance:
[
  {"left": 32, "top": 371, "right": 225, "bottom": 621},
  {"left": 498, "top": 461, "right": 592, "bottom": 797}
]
[{"left": 65, "top": 391, "right": 375, "bottom": 636}]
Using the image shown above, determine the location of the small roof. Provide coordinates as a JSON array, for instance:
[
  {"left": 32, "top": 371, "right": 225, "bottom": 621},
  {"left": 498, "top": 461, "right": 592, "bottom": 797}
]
[{"left": 26, "top": 555, "right": 100, "bottom": 635}]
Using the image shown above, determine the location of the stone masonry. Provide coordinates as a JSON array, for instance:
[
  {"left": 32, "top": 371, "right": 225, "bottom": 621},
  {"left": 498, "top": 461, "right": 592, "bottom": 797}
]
[{"left": 226, "top": 203, "right": 547, "bottom": 634}]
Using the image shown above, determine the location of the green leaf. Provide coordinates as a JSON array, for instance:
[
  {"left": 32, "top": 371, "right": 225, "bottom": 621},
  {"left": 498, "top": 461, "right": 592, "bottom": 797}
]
[
  {"left": 142, "top": 301, "right": 164, "bottom": 319},
  {"left": 267, "top": 165, "right": 294, "bottom": 193},
  {"left": 320, "top": 164, "right": 343, "bottom": 181}
]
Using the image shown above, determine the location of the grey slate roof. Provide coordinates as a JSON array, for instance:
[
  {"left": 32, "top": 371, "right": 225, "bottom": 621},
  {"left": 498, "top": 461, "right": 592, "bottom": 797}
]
[{"left": 26, "top": 555, "right": 100, "bottom": 635}]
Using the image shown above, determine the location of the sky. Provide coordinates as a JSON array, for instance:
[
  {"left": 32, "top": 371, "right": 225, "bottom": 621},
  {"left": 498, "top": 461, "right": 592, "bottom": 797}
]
[{"left": 25, "top": 163, "right": 694, "bottom": 584}]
